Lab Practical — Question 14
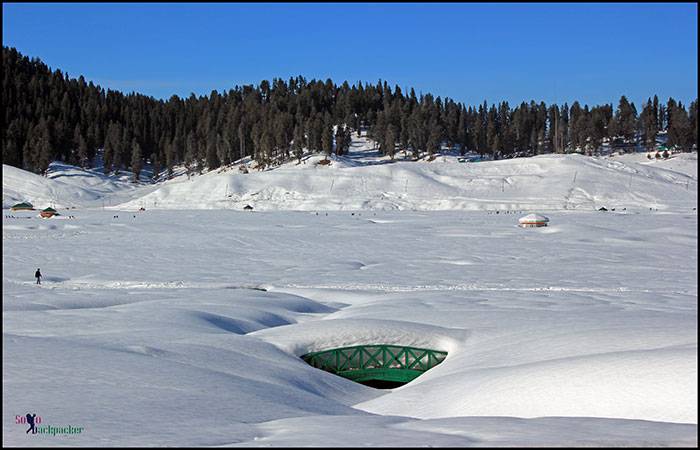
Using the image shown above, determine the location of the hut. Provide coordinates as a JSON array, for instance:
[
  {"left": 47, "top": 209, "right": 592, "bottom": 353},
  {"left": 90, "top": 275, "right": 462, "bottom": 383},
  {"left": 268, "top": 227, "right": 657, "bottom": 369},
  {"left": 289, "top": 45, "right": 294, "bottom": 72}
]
[
  {"left": 518, "top": 213, "right": 549, "bottom": 228},
  {"left": 39, "top": 207, "right": 59, "bottom": 218},
  {"left": 243, "top": 205, "right": 254, "bottom": 211},
  {"left": 11, "top": 202, "right": 34, "bottom": 211}
]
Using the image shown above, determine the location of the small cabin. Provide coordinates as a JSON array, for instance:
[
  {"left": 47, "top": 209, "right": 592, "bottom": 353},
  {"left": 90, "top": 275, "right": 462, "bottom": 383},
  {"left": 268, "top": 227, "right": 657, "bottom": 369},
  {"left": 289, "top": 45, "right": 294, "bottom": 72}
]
[
  {"left": 39, "top": 207, "right": 59, "bottom": 218},
  {"left": 519, "top": 213, "right": 549, "bottom": 228},
  {"left": 243, "top": 205, "right": 254, "bottom": 211},
  {"left": 11, "top": 202, "right": 35, "bottom": 211}
]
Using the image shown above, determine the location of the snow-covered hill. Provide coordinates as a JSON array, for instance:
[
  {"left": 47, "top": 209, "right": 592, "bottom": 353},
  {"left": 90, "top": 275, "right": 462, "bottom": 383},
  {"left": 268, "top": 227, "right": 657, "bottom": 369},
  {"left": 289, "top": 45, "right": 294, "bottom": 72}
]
[
  {"left": 2, "top": 162, "right": 157, "bottom": 210},
  {"left": 117, "top": 151, "right": 697, "bottom": 212},
  {"left": 4, "top": 136, "right": 697, "bottom": 213}
]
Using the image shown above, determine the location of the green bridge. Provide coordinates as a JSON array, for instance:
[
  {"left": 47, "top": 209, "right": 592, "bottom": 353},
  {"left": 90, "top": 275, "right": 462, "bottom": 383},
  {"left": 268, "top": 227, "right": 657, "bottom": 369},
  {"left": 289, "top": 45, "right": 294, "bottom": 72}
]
[{"left": 301, "top": 344, "right": 448, "bottom": 389}]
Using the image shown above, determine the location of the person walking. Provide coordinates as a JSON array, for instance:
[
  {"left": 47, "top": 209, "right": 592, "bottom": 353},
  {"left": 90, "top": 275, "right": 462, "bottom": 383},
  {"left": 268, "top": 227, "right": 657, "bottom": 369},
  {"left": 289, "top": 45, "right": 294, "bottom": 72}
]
[
  {"left": 26, "top": 413, "right": 37, "bottom": 434},
  {"left": 35, "top": 268, "right": 42, "bottom": 285}
]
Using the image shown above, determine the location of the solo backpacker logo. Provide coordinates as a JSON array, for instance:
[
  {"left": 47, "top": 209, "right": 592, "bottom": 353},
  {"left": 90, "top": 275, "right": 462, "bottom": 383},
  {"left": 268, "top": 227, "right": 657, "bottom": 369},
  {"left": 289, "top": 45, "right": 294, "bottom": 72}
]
[{"left": 16, "top": 413, "right": 84, "bottom": 436}]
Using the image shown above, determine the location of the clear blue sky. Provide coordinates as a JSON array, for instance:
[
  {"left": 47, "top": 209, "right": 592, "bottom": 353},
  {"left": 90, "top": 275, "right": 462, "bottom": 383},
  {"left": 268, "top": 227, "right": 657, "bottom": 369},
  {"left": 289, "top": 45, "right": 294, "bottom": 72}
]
[{"left": 3, "top": 3, "right": 697, "bottom": 108}]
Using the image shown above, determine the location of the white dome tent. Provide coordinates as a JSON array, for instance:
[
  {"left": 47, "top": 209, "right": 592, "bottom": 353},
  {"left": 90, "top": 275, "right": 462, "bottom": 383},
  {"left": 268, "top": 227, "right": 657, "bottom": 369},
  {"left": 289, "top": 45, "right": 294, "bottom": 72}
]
[{"left": 519, "top": 213, "right": 549, "bottom": 228}]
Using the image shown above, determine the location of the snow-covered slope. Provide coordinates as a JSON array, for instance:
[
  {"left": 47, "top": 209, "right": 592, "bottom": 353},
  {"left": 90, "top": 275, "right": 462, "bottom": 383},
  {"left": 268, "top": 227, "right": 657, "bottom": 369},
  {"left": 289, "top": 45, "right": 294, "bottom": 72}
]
[
  {"left": 2, "top": 162, "right": 156, "bottom": 210},
  {"left": 4, "top": 138, "right": 697, "bottom": 213},
  {"left": 116, "top": 151, "right": 697, "bottom": 212},
  {"left": 614, "top": 152, "right": 698, "bottom": 179}
]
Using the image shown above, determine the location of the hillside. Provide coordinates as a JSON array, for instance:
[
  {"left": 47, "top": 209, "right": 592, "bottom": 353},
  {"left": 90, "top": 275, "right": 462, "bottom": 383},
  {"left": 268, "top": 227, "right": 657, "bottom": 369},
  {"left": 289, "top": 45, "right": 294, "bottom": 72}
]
[
  {"left": 4, "top": 135, "right": 697, "bottom": 212},
  {"left": 2, "top": 162, "right": 158, "bottom": 210}
]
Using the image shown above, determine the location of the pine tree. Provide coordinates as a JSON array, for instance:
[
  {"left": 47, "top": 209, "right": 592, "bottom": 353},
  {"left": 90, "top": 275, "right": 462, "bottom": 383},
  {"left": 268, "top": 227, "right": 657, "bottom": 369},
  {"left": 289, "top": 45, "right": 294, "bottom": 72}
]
[
  {"left": 216, "top": 132, "right": 230, "bottom": 167},
  {"left": 457, "top": 107, "right": 467, "bottom": 155},
  {"left": 131, "top": 139, "right": 142, "bottom": 182},
  {"left": 384, "top": 124, "right": 397, "bottom": 159},
  {"left": 24, "top": 120, "right": 52, "bottom": 175},
  {"left": 205, "top": 129, "right": 219, "bottom": 170},
  {"left": 292, "top": 122, "right": 305, "bottom": 163},
  {"left": 426, "top": 118, "right": 441, "bottom": 157},
  {"left": 184, "top": 131, "right": 196, "bottom": 178},
  {"left": 77, "top": 133, "right": 89, "bottom": 168},
  {"left": 667, "top": 101, "right": 691, "bottom": 151},
  {"left": 614, "top": 96, "right": 637, "bottom": 145},
  {"left": 335, "top": 125, "right": 346, "bottom": 156},
  {"left": 151, "top": 152, "right": 160, "bottom": 180},
  {"left": 640, "top": 99, "right": 658, "bottom": 151},
  {"left": 321, "top": 114, "right": 333, "bottom": 158}
]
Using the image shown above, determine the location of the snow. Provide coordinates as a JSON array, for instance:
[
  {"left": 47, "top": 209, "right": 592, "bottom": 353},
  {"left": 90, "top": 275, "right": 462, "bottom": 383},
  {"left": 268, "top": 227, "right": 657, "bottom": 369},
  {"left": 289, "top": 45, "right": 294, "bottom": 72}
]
[
  {"left": 112, "top": 151, "right": 696, "bottom": 211},
  {"left": 6, "top": 141, "right": 695, "bottom": 214},
  {"left": 2, "top": 162, "right": 156, "bottom": 210},
  {"left": 2, "top": 142, "right": 697, "bottom": 446}
]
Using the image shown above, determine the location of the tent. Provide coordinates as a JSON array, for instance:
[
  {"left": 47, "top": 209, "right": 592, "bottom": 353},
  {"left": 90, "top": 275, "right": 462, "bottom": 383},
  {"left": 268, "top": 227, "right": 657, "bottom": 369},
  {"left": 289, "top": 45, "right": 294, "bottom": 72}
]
[{"left": 518, "top": 213, "right": 549, "bottom": 228}]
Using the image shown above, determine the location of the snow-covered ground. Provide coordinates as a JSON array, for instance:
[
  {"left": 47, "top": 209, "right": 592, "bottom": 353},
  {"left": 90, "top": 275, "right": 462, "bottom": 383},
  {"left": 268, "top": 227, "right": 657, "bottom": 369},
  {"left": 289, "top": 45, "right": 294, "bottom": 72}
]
[
  {"left": 3, "top": 208, "right": 696, "bottom": 446},
  {"left": 2, "top": 141, "right": 697, "bottom": 446}
]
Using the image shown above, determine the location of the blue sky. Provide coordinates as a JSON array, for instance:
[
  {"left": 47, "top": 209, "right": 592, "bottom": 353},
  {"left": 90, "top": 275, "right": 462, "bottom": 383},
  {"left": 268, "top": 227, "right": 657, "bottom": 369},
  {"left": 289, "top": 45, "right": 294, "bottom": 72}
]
[{"left": 3, "top": 3, "right": 697, "bottom": 108}]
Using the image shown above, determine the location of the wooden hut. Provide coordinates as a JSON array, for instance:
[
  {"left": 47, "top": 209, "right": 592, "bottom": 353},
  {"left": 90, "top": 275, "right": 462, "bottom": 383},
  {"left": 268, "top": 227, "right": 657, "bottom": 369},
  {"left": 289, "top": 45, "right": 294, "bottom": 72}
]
[
  {"left": 518, "top": 213, "right": 549, "bottom": 228},
  {"left": 39, "top": 207, "right": 59, "bottom": 218},
  {"left": 11, "top": 202, "right": 34, "bottom": 211}
]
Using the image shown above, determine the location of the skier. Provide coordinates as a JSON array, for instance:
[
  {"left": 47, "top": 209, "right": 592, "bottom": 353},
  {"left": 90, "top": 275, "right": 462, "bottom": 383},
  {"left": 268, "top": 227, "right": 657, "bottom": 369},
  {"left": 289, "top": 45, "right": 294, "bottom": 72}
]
[{"left": 35, "top": 268, "right": 42, "bottom": 285}]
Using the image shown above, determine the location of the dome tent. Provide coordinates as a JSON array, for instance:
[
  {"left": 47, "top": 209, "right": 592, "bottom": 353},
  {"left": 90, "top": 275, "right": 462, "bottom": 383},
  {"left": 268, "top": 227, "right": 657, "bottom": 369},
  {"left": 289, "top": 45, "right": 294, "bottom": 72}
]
[{"left": 519, "top": 213, "right": 549, "bottom": 228}]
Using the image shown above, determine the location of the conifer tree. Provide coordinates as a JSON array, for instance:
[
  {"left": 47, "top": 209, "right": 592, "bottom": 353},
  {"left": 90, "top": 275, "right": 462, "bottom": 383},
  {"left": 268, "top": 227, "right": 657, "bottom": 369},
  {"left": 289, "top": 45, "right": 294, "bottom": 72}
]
[
  {"left": 384, "top": 124, "right": 397, "bottom": 159},
  {"left": 292, "top": 122, "right": 305, "bottom": 163},
  {"left": 131, "top": 139, "right": 142, "bottom": 182},
  {"left": 321, "top": 114, "right": 333, "bottom": 158},
  {"left": 640, "top": 99, "right": 658, "bottom": 151},
  {"left": 614, "top": 96, "right": 637, "bottom": 144}
]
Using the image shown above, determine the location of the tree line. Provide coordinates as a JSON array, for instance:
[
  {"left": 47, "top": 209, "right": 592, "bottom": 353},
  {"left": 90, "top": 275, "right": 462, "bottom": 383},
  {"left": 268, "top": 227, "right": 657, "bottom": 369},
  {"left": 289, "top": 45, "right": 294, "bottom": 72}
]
[{"left": 3, "top": 46, "right": 697, "bottom": 180}]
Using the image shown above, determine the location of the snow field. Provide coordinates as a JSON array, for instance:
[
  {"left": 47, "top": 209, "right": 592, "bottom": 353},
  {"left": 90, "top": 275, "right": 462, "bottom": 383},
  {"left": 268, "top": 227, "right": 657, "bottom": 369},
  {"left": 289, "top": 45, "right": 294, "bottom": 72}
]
[
  {"left": 3, "top": 208, "right": 697, "bottom": 446},
  {"left": 2, "top": 139, "right": 697, "bottom": 446}
]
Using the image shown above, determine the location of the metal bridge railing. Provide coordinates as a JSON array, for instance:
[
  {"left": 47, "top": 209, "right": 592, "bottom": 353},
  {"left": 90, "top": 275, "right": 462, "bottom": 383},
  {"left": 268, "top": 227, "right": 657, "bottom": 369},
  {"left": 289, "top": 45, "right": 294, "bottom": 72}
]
[{"left": 301, "top": 344, "right": 448, "bottom": 386}]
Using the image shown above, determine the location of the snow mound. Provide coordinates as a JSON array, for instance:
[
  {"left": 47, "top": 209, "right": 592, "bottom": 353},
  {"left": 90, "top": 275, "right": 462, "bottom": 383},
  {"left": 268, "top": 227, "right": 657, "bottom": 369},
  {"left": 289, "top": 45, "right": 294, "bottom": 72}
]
[
  {"left": 356, "top": 345, "right": 697, "bottom": 424},
  {"left": 251, "top": 318, "right": 467, "bottom": 356}
]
